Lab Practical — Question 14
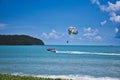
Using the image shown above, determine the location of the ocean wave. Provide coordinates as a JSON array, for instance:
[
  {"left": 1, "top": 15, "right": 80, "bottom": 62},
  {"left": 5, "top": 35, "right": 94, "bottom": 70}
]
[
  {"left": 56, "top": 51, "right": 120, "bottom": 56},
  {"left": 11, "top": 72, "right": 119, "bottom": 80}
]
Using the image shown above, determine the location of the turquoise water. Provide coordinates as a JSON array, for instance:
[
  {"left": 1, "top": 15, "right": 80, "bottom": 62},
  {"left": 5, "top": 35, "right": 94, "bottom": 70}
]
[{"left": 0, "top": 45, "right": 120, "bottom": 80}]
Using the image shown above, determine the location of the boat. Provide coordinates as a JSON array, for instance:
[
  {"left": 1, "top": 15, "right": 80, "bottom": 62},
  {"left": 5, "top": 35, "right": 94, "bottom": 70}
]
[{"left": 47, "top": 48, "right": 56, "bottom": 53}]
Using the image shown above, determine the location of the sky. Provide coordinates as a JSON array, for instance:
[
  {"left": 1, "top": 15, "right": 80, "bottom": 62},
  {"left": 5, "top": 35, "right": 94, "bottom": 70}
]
[{"left": 0, "top": 0, "right": 120, "bottom": 45}]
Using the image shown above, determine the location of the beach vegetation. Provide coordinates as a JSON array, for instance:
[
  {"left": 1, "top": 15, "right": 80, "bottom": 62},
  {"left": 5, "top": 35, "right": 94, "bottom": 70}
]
[{"left": 0, "top": 74, "right": 68, "bottom": 80}]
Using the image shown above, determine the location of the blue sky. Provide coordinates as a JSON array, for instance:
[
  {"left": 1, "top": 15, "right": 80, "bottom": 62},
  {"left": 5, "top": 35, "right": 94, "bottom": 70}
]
[{"left": 0, "top": 0, "right": 120, "bottom": 45}]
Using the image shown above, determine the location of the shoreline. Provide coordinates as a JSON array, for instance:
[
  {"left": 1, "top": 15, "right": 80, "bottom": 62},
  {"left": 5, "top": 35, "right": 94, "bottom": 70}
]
[
  {"left": 0, "top": 73, "right": 119, "bottom": 80},
  {"left": 0, "top": 74, "right": 70, "bottom": 80}
]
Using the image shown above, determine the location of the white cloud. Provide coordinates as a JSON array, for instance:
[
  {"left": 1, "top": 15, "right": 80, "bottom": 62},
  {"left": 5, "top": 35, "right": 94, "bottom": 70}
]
[
  {"left": 91, "top": 0, "right": 120, "bottom": 12},
  {"left": 83, "top": 27, "right": 102, "bottom": 40},
  {"left": 41, "top": 32, "right": 49, "bottom": 39},
  {"left": 41, "top": 29, "right": 64, "bottom": 39},
  {"left": 100, "top": 20, "right": 107, "bottom": 26},
  {"left": 95, "top": 36, "right": 102, "bottom": 40},
  {"left": 91, "top": 0, "right": 120, "bottom": 23},
  {"left": 84, "top": 27, "right": 98, "bottom": 35},
  {"left": 0, "top": 23, "right": 8, "bottom": 29},
  {"left": 105, "top": 1, "right": 120, "bottom": 12},
  {"left": 110, "top": 12, "right": 120, "bottom": 23},
  {"left": 91, "top": 0, "right": 100, "bottom": 5},
  {"left": 115, "top": 27, "right": 119, "bottom": 33}
]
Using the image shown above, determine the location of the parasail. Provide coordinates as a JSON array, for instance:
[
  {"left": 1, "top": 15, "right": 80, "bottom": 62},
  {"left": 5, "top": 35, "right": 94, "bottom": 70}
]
[
  {"left": 68, "top": 27, "right": 78, "bottom": 35},
  {"left": 66, "top": 27, "right": 78, "bottom": 44}
]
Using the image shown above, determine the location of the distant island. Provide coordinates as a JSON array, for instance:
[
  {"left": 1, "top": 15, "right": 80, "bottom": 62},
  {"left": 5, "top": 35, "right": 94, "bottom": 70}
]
[{"left": 0, "top": 35, "right": 44, "bottom": 45}]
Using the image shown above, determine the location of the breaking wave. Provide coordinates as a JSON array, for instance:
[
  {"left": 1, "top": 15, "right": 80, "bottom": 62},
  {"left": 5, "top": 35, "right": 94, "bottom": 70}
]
[
  {"left": 56, "top": 51, "right": 120, "bottom": 56},
  {"left": 11, "top": 72, "right": 120, "bottom": 80}
]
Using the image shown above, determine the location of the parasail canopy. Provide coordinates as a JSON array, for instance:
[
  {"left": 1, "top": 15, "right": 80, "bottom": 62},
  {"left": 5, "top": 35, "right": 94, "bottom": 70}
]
[{"left": 68, "top": 27, "right": 78, "bottom": 35}]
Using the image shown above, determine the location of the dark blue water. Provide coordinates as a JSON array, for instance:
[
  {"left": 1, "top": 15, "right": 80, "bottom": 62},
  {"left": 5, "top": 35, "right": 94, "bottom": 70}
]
[{"left": 0, "top": 45, "right": 120, "bottom": 80}]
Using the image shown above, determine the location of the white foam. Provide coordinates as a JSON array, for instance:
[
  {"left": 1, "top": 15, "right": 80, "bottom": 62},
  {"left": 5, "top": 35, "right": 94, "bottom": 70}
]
[
  {"left": 56, "top": 51, "right": 120, "bottom": 56},
  {"left": 11, "top": 73, "right": 120, "bottom": 80},
  {"left": 36, "top": 75, "right": 120, "bottom": 80},
  {"left": 12, "top": 72, "right": 27, "bottom": 76}
]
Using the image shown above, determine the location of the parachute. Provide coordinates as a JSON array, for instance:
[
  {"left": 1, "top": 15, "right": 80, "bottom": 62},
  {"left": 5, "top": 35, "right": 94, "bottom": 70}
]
[
  {"left": 67, "top": 27, "right": 78, "bottom": 44},
  {"left": 68, "top": 27, "right": 78, "bottom": 35}
]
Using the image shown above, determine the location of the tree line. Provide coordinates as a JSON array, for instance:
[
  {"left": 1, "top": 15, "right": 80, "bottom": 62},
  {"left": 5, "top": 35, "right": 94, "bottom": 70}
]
[{"left": 0, "top": 35, "right": 44, "bottom": 45}]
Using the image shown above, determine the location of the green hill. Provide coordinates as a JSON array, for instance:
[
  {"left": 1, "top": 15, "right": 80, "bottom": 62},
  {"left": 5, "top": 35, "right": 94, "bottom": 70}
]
[{"left": 0, "top": 35, "right": 44, "bottom": 45}]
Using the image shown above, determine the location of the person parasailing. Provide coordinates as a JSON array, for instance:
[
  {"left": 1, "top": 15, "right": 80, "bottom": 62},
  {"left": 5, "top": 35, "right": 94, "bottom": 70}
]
[{"left": 67, "top": 27, "right": 78, "bottom": 43}]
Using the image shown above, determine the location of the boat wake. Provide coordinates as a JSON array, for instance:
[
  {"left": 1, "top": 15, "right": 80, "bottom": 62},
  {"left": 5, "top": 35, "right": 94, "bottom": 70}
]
[{"left": 56, "top": 51, "right": 120, "bottom": 56}]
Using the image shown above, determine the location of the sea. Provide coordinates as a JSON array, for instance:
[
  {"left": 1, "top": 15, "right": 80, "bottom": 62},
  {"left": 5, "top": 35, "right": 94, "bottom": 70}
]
[{"left": 0, "top": 45, "right": 120, "bottom": 80}]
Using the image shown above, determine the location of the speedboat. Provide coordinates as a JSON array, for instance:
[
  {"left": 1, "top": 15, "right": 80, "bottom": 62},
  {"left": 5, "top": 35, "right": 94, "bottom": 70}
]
[{"left": 47, "top": 48, "right": 56, "bottom": 53}]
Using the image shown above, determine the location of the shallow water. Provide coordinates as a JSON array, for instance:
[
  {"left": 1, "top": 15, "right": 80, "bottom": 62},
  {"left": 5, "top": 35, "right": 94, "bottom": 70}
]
[{"left": 0, "top": 45, "right": 120, "bottom": 80}]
